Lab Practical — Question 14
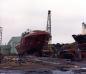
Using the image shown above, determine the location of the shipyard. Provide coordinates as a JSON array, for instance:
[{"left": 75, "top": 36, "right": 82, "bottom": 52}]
[
  {"left": 0, "top": 10, "right": 85, "bottom": 74},
  {"left": 0, "top": 0, "right": 86, "bottom": 74}
]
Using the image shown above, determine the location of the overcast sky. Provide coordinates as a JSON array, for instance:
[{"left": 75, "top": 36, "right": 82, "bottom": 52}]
[{"left": 0, "top": 0, "right": 86, "bottom": 44}]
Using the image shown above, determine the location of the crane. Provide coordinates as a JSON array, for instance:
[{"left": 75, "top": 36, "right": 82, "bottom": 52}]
[
  {"left": 43, "top": 10, "right": 53, "bottom": 56},
  {"left": 46, "top": 10, "right": 51, "bottom": 36}
]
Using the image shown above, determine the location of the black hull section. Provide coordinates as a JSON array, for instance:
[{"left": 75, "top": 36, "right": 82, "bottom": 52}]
[
  {"left": 72, "top": 34, "right": 86, "bottom": 51},
  {"left": 72, "top": 35, "right": 86, "bottom": 44}
]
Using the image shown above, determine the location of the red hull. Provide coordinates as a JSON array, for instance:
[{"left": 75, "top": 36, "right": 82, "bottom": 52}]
[{"left": 16, "top": 30, "right": 51, "bottom": 56}]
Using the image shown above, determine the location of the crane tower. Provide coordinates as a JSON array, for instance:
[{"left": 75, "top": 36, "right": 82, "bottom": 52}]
[
  {"left": 46, "top": 10, "right": 52, "bottom": 43},
  {"left": 47, "top": 10, "right": 51, "bottom": 35},
  {"left": 39, "top": 10, "right": 53, "bottom": 56},
  {"left": 0, "top": 27, "right": 2, "bottom": 45},
  {"left": 46, "top": 10, "right": 53, "bottom": 56}
]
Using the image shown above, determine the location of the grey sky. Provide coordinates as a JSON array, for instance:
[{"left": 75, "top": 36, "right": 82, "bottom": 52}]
[{"left": 0, "top": 0, "right": 86, "bottom": 44}]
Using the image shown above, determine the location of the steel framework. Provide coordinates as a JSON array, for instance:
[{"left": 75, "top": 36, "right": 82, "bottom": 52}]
[{"left": 0, "top": 27, "right": 2, "bottom": 45}]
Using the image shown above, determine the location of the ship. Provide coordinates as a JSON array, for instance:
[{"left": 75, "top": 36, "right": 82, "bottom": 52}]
[
  {"left": 16, "top": 10, "right": 52, "bottom": 57},
  {"left": 16, "top": 30, "right": 51, "bottom": 56},
  {"left": 72, "top": 22, "right": 86, "bottom": 58},
  {"left": 58, "top": 22, "right": 86, "bottom": 60}
]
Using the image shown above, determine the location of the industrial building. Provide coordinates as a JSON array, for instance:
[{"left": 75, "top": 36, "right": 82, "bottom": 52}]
[
  {"left": 8, "top": 37, "right": 21, "bottom": 55},
  {"left": 0, "top": 45, "right": 11, "bottom": 55}
]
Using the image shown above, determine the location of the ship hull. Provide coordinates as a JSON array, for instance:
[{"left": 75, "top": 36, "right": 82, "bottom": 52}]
[
  {"left": 72, "top": 35, "right": 86, "bottom": 44},
  {"left": 16, "top": 30, "right": 51, "bottom": 56},
  {"left": 72, "top": 35, "right": 86, "bottom": 58}
]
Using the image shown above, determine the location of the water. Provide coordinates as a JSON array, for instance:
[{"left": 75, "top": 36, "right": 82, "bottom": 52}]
[
  {"left": 0, "top": 70, "right": 25, "bottom": 74},
  {"left": 52, "top": 70, "right": 73, "bottom": 74},
  {"left": 0, "top": 69, "right": 52, "bottom": 74},
  {"left": 0, "top": 69, "right": 86, "bottom": 74}
]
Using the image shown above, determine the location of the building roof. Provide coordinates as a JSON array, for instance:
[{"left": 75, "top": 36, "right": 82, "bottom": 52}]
[{"left": 8, "top": 37, "right": 21, "bottom": 45}]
